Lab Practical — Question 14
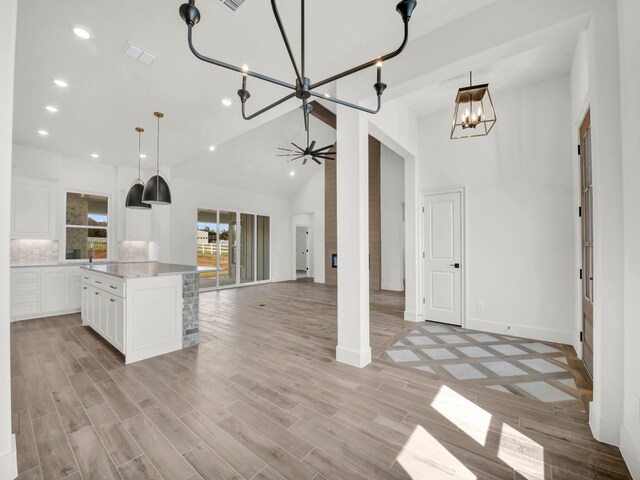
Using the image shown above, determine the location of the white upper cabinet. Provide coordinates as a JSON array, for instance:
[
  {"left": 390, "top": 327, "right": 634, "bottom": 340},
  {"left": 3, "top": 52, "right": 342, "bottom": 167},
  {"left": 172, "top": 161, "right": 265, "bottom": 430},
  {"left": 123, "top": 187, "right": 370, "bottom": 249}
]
[
  {"left": 11, "top": 174, "right": 57, "bottom": 239},
  {"left": 126, "top": 208, "right": 153, "bottom": 241}
]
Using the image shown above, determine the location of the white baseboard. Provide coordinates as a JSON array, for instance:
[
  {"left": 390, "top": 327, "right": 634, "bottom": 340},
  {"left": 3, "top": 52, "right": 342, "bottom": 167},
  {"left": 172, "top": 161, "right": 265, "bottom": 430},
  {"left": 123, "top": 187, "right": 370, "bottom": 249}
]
[
  {"left": 465, "top": 317, "right": 577, "bottom": 346},
  {"left": 620, "top": 423, "right": 640, "bottom": 479},
  {"left": 589, "top": 400, "right": 621, "bottom": 446},
  {"left": 381, "top": 282, "right": 404, "bottom": 292},
  {"left": 336, "top": 345, "right": 371, "bottom": 368},
  {"left": 0, "top": 435, "right": 17, "bottom": 480},
  {"left": 404, "top": 311, "right": 421, "bottom": 322},
  {"left": 11, "top": 307, "right": 80, "bottom": 322}
]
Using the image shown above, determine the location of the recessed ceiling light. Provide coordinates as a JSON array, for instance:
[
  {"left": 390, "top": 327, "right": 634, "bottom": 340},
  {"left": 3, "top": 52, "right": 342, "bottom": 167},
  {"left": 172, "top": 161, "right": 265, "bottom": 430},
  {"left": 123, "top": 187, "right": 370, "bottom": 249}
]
[
  {"left": 53, "top": 79, "right": 68, "bottom": 88},
  {"left": 221, "top": 98, "right": 232, "bottom": 107},
  {"left": 91, "top": 153, "right": 100, "bottom": 159},
  {"left": 209, "top": 145, "right": 216, "bottom": 152},
  {"left": 242, "top": 64, "right": 249, "bottom": 73},
  {"left": 289, "top": 171, "right": 295, "bottom": 176},
  {"left": 38, "top": 130, "right": 49, "bottom": 136},
  {"left": 139, "top": 154, "right": 147, "bottom": 159},
  {"left": 45, "top": 105, "right": 58, "bottom": 113},
  {"left": 72, "top": 26, "right": 92, "bottom": 40},
  {"left": 324, "top": 93, "right": 330, "bottom": 98}
]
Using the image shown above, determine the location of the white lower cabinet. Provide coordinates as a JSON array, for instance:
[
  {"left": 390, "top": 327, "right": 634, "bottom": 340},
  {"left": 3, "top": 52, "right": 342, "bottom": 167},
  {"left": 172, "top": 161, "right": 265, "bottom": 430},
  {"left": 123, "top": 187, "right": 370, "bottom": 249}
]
[
  {"left": 10, "top": 265, "right": 83, "bottom": 321},
  {"left": 42, "top": 269, "right": 69, "bottom": 313},
  {"left": 106, "top": 294, "right": 124, "bottom": 352},
  {"left": 82, "top": 273, "right": 125, "bottom": 354}
]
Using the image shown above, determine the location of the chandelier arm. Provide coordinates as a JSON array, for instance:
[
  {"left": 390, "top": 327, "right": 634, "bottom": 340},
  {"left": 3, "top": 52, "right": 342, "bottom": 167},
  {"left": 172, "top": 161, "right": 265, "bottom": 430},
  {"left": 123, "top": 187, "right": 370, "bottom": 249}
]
[
  {"left": 309, "top": 21, "right": 409, "bottom": 91},
  {"left": 271, "top": 0, "right": 303, "bottom": 84},
  {"left": 241, "top": 92, "right": 297, "bottom": 121},
  {"left": 309, "top": 91, "right": 381, "bottom": 114},
  {"left": 187, "top": 25, "right": 296, "bottom": 91}
]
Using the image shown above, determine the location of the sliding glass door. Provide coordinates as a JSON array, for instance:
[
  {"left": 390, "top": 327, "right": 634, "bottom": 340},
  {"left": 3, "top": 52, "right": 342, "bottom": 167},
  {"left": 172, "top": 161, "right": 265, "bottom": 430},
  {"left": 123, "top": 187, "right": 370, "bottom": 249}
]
[
  {"left": 196, "top": 209, "right": 218, "bottom": 289},
  {"left": 257, "top": 215, "right": 270, "bottom": 281},
  {"left": 219, "top": 210, "right": 236, "bottom": 287},
  {"left": 197, "top": 209, "right": 270, "bottom": 290}
]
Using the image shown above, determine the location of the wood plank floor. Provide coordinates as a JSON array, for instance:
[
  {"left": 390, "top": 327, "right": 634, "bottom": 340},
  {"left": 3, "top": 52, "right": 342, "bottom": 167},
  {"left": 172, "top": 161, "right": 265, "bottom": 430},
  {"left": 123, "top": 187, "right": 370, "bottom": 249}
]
[{"left": 10, "top": 280, "right": 631, "bottom": 480}]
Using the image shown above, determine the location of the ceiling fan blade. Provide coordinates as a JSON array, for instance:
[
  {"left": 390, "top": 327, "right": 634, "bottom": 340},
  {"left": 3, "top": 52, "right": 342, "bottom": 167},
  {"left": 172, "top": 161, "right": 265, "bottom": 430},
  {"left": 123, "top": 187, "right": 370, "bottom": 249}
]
[
  {"left": 287, "top": 155, "right": 305, "bottom": 162},
  {"left": 311, "top": 157, "right": 323, "bottom": 165},
  {"left": 291, "top": 142, "right": 305, "bottom": 152},
  {"left": 277, "top": 147, "right": 296, "bottom": 152},
  {"left": 309, "top": 140, "right": 316, "bottom": 151},
  {"left": 315, "top": 155, "right": 335, "bottom": 161},
  {"left": 313, "top": 144, "right": 335, "bottom": 153},
  {"left": 278, "top": 154, "right": 302, "bottom": 157},
  {"left": 303, "top": 157, "right": 308, "bottom": 165}
]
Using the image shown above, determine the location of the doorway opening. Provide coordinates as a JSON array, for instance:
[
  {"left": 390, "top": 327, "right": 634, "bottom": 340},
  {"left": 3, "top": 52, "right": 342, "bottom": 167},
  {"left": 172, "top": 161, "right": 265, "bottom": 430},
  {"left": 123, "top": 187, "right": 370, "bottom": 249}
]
[
  {"left": 579, "top": 110, "right": 593, "bottom": 377},
  {"left": 296, "top": 225, "right": 309, "bottom": 279}
]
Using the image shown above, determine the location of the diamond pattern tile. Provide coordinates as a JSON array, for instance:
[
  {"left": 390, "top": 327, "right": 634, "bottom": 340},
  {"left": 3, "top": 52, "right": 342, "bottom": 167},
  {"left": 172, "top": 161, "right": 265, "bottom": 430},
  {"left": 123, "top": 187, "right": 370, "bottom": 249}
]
[
  {"left": 437, "top": 334, "right": 468, "bottom": 344},
  {"left": 382, "top": 321, "right": 580, "bottom": 405},
  {"left": 442, "top": 364, "right": 486, "bottom": 380},
  {"left": 423, "top": 348, "right": 458, "bottom": 360}
]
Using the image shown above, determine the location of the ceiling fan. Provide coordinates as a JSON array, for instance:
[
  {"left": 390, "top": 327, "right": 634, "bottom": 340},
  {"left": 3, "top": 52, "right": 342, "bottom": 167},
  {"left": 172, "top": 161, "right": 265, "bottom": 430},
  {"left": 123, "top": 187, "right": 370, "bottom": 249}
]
[
  {"left": 278, "top": 130, "right": 335, "bottom": 165},
  {"left": 278, "top": 103, "right": 336, "bottom": 165}
]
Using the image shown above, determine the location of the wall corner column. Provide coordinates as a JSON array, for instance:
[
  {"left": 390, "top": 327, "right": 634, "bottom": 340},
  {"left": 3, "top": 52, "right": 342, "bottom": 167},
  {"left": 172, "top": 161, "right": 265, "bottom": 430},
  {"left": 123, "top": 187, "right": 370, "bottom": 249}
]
[
  {"left": 335, "top": 104, "right": 371, "bottom": 368},
  {"left": 0, "top": 0, "right": 18, "bottom": 477}
]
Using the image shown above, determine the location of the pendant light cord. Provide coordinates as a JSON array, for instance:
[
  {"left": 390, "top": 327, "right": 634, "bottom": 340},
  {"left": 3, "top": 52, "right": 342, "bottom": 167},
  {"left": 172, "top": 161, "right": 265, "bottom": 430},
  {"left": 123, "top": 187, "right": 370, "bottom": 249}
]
[
  {"left": 137, "top": 130, "right": 142, "bottom": 180},
  {"left": 156, "top": 114, "right": 161, "bottom": 175}
]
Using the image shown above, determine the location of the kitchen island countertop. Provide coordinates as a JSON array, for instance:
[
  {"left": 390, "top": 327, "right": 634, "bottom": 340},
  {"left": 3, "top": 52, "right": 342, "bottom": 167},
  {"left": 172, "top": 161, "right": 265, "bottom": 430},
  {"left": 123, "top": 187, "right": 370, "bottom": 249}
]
[{"left": 80, "top": 262, "right": 212, "bottom": 279}]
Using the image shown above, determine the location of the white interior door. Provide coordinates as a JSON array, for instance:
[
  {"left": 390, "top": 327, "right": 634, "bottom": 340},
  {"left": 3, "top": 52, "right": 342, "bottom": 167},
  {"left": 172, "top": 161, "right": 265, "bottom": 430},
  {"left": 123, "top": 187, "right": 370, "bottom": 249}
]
[
  {"left": 296, "top": 227, "right": 308, "bottom": 272},
  {"left": 422, "top": 191, "right": 462, "bottom": 326}
]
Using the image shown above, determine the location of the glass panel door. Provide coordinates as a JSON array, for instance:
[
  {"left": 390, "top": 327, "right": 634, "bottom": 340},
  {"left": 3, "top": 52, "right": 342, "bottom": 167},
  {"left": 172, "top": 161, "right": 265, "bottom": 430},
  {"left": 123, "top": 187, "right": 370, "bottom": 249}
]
[
  {"left": 219, "top": 210, "right": 237, "bottom": 286},
  {"left": 257, "top": 215, "right": 270, "bottom": 281},
  {"left": 240, "top": 213, "right": 255, "bottom": 283},
  {"left": 197, "top": 209, "right": 219, "bottom": 289}
]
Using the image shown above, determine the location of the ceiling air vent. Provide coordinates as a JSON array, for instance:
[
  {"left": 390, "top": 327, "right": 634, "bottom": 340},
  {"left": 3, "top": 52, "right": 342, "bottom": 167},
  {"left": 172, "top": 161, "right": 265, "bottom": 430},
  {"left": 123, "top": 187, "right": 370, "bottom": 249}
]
[
  {"left": 213, "top": 0, "right": 246, "bottom": 14},
  {"left": 122, "top": 42, "right": 158, "bottom": 65}
]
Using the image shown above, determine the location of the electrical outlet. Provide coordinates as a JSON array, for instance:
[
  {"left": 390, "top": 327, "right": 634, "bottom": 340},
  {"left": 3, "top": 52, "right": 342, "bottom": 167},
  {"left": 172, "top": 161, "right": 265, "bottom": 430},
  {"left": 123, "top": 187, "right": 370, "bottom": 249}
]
[{"left": 477, "top": 300, "right": 485, "bottom": 311}]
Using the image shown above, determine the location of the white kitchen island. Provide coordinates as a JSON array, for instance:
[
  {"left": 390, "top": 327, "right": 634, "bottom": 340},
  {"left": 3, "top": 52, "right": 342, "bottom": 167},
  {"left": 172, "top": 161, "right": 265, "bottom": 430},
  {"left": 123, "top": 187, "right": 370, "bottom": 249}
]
[{"left": 80, "top": 262, "right": 205, "bottom": 364}]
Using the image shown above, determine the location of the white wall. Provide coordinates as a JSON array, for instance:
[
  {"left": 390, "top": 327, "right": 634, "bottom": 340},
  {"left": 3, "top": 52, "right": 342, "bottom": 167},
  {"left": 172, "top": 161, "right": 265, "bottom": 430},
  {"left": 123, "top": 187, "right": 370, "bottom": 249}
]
[
  {"left": 168, "top": 176, "right": 292, "bottom": 282},
  {"left": 567, "top": 2, "right": 626, "bottom": 448},
  {"left": 11, "top": 144, "right": 168, "bottom": 262},
  {"left": 0, "top": 0, "right": 17, "bottom": 476},
  {"left": 417, "top": 76, "right": 577, "bottom": 347},
  {"left": 617, "top": 0, "right": 640, "bottom": 474},
  {"left": 291, "top": 168, "right": 325, "bottom": 283},
  {"left": 380, "top": 144, "right": 405, "bottom": 291}
]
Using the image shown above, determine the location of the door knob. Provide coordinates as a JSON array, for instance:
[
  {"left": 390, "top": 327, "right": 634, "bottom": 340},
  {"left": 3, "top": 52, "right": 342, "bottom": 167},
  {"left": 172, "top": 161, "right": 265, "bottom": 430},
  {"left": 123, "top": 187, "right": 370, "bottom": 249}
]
[{"left": 449, "top": 263, "right": 460, "bottom": 268}]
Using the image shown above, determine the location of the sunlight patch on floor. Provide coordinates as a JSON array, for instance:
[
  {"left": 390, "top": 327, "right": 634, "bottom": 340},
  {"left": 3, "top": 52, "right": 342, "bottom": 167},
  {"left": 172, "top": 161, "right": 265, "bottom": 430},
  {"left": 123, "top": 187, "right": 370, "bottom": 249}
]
[
  {"left": 498, "top": 423, "right": 546, "bottom": 478},
  {"left": 397, "top": 424, "right": 477, "bottom": 479},
  {"left": 431, "top": 385, "right": 492, "bottom": 446}
]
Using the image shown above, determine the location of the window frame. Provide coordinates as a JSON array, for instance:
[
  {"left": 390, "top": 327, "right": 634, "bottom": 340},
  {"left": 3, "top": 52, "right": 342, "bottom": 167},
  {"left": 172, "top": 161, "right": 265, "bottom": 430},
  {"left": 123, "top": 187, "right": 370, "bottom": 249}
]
[
  {"left": 196, "top": 207, "right": 272, "bottom": 291},
  {"left": 62, "top": 189, "right": 112, "bottom": 263}
]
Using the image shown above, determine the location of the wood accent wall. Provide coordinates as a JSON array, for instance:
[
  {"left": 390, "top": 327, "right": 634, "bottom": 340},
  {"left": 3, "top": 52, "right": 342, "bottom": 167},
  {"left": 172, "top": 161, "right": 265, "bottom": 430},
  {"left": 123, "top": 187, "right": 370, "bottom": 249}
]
[
  {"left": 325, "top": 154, "right": 337, "bottom": 287},
  {"left": 369, "top": 136, "right": 381, "bottom": 291},
  {"left": 322, "top": 136, "right": 381, "bottom": 290}
]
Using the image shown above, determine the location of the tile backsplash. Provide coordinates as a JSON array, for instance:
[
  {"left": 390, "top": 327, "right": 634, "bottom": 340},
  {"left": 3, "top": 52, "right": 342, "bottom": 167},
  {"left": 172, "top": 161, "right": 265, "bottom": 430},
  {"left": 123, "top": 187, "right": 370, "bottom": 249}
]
[
  {"left": 11, "top": 239, "right": 59, "bottom": 266},
  {"left": 118, "top": 241, "right": 149, "bottom": 263}
]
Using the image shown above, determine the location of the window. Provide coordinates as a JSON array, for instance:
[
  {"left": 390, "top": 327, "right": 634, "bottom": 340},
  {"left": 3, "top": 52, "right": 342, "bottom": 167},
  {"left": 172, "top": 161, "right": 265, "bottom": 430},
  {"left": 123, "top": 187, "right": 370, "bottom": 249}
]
[
  {"left": 65, "top": 192, "right": 109, "bottom": 260},
  {"left": 197, "top": 209, "right": 270, "bottom": 289}
]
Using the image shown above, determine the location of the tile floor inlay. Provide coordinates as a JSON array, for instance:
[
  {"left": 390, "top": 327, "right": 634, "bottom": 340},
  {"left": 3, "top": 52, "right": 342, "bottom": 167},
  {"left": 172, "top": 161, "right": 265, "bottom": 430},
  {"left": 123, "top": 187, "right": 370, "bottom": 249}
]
[{"left": 382, "top": 321, "right": 583, "bottom": 406}]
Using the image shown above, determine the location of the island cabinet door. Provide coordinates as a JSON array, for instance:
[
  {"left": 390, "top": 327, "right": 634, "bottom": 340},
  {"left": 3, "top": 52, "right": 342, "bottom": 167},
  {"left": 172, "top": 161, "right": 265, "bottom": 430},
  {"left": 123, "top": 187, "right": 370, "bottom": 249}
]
[
  {"left": 95, "top": 289, "right": 106, "bottom": 335},
  {"left": 108, "top": 295, "right": 125, "bottom": 353},
  {"left": 81, "top": 283, "right": 89, "bottom": 323}
]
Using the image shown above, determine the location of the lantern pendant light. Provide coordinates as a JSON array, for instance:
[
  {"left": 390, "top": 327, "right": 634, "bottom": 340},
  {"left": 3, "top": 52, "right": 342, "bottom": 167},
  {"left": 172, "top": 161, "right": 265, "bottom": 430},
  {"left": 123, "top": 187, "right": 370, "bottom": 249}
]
[
  {"left": 450, "top": 71, "right": 497, "bottom": 140},
  {"left": 125, "top": 127, "right": 152, "bottom": 210},
  {"left": 142, "top": 112, "right": 172, "bottom": 205}
]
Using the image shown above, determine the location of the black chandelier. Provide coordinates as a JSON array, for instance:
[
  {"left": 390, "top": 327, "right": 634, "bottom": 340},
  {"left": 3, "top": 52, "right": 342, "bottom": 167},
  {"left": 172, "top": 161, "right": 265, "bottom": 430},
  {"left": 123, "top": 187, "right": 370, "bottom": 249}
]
[{"left": 179, "top": 0, "right": 417, "bottom": 132}]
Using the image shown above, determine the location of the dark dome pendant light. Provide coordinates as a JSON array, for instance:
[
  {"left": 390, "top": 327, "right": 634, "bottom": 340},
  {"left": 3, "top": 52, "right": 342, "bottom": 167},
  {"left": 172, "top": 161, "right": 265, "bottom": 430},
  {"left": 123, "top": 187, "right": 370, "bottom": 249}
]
[
  {"left": 125, "top": 127, "right": 152, "bottom": 210},
  {"left": 142, "top": 112, "right": 172, "bottom": 205}
]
